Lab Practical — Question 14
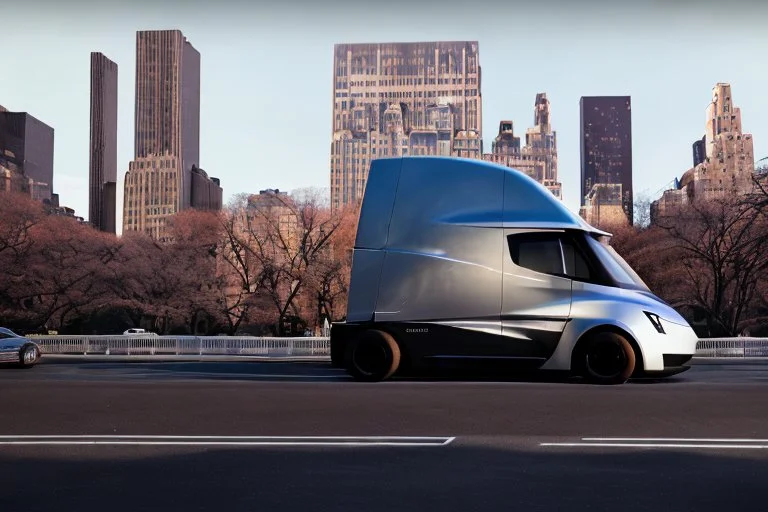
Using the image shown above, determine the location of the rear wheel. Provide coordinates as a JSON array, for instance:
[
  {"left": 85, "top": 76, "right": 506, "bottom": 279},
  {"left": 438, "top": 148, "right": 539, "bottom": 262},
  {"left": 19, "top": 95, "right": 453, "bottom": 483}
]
[
  {"left": 345, "top": 329, "right": 401, "bottom": 382},
  {"left": 579, "top": 332, "right": 635, "bottom": 385}
]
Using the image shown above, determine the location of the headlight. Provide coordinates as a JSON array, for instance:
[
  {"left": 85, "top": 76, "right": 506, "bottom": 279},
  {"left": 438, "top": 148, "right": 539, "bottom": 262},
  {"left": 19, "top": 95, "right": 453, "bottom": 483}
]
[{"left": 644, "top": 311, "right": 666, "bottom": 334}]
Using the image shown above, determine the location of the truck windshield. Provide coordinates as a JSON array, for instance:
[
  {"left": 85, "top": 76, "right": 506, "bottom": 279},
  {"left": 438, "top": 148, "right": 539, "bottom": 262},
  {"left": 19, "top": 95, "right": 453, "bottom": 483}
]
[{"left": 585, "top": 235, "right": 650, "bottom": 291}]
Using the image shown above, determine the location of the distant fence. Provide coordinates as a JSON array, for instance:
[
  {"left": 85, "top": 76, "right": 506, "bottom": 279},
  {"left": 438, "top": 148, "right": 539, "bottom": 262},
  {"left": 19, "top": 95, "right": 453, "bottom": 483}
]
[{"left": 25, "top": 335, "right": 768, "bottom": 359}]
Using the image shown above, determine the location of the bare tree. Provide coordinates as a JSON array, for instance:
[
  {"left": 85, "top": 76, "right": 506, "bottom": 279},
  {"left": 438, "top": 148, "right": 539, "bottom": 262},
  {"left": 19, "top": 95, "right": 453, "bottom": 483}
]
[
  {"left": 633, "top": 192, "right": 653, "bottom": 228},
  {"left": 303, "top": 202, "right": 359, "bottom": 324},
  {"left": 655, "top": 195, "right": 768, "bottom": 336},
  {"left": 240, "top": 187, "right": 345, "bottom": 335},
  {"left": 165, "top": 209, "right": 226, "bottom": 334},
  {"left": 5, "top": 214, "right": 118, "bottom": 332},
  {"left": 217, "top": 193, "right": 262, "bottom": 334},
  {"left": 0, "top": 192, "right": 43, "bottom": 256}
]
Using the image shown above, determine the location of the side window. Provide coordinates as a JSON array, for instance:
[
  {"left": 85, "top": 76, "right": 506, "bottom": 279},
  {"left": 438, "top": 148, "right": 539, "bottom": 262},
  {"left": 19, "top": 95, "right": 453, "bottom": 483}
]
[
  {"left": 508, "top": 233, "right": 564, "bottom": 276},
  {"left": 508, "top": 232, "right": 592, "bottom": 280},
  {"left": 561, "top": 238, "right": 592, "bottom": 280}
]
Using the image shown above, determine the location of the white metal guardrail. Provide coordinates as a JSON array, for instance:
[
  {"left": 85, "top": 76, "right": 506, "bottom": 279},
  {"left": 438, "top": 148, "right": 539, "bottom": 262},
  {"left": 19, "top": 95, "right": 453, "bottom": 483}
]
[
  {"left": 28, "top": 335, "right": 330, "bottom": 357},
  {"left": 695, "top": 337, "right": 768, "bottom": 358},
  {"left": 24, "top": 335, "right": 768, "bottom": 358}
]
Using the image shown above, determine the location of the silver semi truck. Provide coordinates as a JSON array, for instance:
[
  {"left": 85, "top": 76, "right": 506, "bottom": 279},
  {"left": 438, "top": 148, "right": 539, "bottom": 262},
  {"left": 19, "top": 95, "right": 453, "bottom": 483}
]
[{"left": 330, "top": 156, "right": 697, "bottom": 384}]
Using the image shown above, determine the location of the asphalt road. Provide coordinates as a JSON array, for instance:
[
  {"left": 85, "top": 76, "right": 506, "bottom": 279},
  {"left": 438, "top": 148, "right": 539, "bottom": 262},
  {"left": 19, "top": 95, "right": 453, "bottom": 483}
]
[{"left": 0, "top": 358, "right": 766, "bottom": 512}]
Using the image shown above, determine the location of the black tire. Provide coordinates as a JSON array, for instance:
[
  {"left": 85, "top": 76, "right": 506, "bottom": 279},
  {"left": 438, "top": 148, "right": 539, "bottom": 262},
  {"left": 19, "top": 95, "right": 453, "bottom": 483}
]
[
  {"left": 344, "top": 329, "right": 401, "bottom": 382},
  {"left": 19, "top": 344, "right": 40, "bottom": 368},
  {"left": 579, "top": 331, "right": 636, "bottom": 385}
]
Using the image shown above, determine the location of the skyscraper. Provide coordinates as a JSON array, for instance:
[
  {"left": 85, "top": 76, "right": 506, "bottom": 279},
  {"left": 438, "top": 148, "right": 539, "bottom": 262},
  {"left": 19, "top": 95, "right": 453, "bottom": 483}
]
[
  {"left": 579, "top": 96, "right": 633, "bottom": 225},
  {"left": 651, "top": 83, "right": 755, "bottom": 222},
  {"left": 483, "top": 93, "right": 561, "bottom": 199},
  {"left": 0, "top": 109, "right": 55, "bottom": 202},
  {"left": 89, "top": 52, "right": 118, "bottom": 233},
  {"left": 330, "top": 41, "right": 482, "bottom": 210},
  {"left": 123, "top": 29, "right": 221, "bottom": 240}
]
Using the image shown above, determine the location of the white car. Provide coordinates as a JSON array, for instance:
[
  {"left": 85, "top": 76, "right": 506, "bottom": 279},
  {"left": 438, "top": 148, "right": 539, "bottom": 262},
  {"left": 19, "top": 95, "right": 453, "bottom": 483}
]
[
  {"left": 0, "top": 327, "right": 41, "bottom": 368},
  {"left": 122, "top": 328, "right": 159, "bottom": 336}
]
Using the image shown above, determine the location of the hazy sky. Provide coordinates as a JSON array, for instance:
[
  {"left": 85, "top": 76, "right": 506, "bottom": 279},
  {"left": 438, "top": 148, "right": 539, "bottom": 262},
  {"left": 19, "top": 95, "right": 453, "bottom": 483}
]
[{"left": 2, "top": 0, "right": 767, "bottom": 232}]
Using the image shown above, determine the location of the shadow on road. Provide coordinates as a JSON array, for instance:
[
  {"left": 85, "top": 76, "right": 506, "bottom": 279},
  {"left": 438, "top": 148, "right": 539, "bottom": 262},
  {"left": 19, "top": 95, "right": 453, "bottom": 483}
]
[
  {"left": 27, "top": 359, "right": 700, "bottom": 386},
  {"left": 31, "top": 359, "right": 698, "bottom": 386},
  {"left": 0, "top": 443, "right": 764, "bottom": 512}
]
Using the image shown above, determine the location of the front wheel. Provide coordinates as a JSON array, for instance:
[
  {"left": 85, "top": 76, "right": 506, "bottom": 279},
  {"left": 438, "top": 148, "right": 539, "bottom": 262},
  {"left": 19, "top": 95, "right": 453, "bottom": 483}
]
[
  {"left": 344, "top": 329, "right": 401, "bottom": 382},
  {"left": 19, "top": 344, "right": 40, "bottom": 368},
  {"left": 579, "top": 332, "right": 636, "bottom": 385}
]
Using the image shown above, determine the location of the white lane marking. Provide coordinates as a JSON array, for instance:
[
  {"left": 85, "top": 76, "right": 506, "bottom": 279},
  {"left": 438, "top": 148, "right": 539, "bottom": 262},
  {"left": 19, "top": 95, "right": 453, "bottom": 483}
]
[
  {"left": 0, "top": 435, "right": 450, "bottom": 440},
  {"left": 0, "top": 441, "right": 446, "bottom": 447},
  {"left": 0, "top": 435, "right": 456, "bottom": 447},
  {"left": 540, "top": 442, "right": 768, "bottom": 449},
  {"left": 541, "top": 437, "right": 768, "bottom": 449},
  {"left": 582, "top": 437, "right": 768, "bottom": 443}
]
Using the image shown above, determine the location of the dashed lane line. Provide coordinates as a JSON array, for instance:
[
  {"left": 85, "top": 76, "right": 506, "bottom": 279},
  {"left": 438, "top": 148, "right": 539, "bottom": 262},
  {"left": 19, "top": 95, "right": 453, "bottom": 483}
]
[{"left": 0, "top": 435, "right": 456, "bottom": 447}]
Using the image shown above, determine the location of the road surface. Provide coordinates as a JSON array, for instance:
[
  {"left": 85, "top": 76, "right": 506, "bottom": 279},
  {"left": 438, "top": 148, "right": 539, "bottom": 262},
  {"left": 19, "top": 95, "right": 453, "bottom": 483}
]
[{"left": 0, "top": 358, "right": 766, "bottom": 511}]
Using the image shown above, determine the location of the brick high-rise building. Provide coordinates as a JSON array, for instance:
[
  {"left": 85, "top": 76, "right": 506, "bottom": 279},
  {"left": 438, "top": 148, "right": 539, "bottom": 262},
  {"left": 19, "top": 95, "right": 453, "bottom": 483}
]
[
  {"left": 579, "top": 96, "right": 633, "bottom": 225},
  {"left": 330, "top": 41, "right": 482, "bottom": 209},
  {"left": 483, "top": 93, "right": 562, "bottom": 200},
  {"left": 0, "top": 108, "right": 55, "bottom": 202},
  {"left": 123, "top": 29, "right": 222, "bottom": 240},
  {"left": 89, "top": 52, "right": 118, "bottom": 234},
  {"left": 651, "top": 83, "right": 755, "bottom": 222}
]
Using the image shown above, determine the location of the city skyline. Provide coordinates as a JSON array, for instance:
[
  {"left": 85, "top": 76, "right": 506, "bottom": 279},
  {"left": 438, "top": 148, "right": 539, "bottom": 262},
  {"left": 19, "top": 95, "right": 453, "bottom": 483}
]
[{"left": 2, "top": 4, "right": 767, "bottom": 232}]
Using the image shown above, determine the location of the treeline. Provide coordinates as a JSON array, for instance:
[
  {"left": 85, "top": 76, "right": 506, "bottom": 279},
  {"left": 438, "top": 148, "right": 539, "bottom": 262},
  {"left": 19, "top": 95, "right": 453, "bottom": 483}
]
[
  {"left": 0, "top": 189, "right": 358, "bottom": 336},
  {"left": 1, "top": 181, "right": 767, "bottom": 337}
]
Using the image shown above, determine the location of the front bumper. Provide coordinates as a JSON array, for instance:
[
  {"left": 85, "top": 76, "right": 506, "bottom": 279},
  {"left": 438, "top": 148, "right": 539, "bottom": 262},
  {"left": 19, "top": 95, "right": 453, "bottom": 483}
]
[{"left": 637, "top": 319, "right": 698, "bottom": 372}]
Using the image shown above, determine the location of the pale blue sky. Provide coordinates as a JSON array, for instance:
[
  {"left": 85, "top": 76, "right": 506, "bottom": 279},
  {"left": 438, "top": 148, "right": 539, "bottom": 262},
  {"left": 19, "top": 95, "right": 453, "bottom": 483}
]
[{"left": 2, "top": 1, "right": 767, "bottom": 232}]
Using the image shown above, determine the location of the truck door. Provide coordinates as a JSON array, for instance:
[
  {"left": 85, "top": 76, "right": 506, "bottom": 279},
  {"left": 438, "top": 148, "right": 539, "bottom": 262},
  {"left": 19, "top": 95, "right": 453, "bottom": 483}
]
[{"left": 501, "top": 229, "right": 578, "bottom": 360}]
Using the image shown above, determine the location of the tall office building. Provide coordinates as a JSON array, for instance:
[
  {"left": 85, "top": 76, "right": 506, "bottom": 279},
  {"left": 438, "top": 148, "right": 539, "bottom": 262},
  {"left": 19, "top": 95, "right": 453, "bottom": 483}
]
[
  {"left": 483, "top": 93, "right": 562, "bottom": 199},
  {"left": 123, "top": 29, "right": 222, "bottom": 240},
  {"left": 0, "top": 108, "right": 55, "bottom": 202},
  {"left": 579, "top": 96, "right": 633, "bottom": 225},
  {"left": 330, "top": 41, "right": 482, "bottom": 210},
  {"left": 89, "top": 52, "right": 118, "bottom": 233},
  {"left": 651, "top": 83, "right": 755, "bottom": 221}
]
